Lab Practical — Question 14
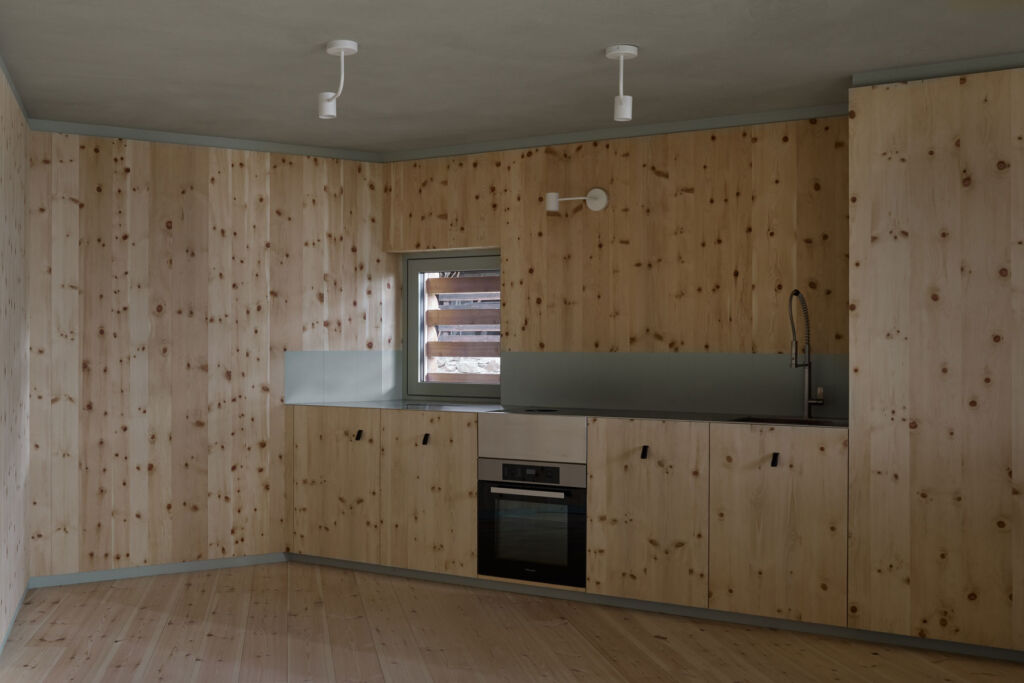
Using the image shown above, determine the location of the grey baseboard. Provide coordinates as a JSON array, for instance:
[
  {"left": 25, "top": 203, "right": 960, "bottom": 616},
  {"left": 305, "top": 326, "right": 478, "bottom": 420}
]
[
  {"left": 25, "top": 552, "right": 288, "bottom": 589},
  {"left": 289, "top": 552, "right": 1024, "bottom": 664}
]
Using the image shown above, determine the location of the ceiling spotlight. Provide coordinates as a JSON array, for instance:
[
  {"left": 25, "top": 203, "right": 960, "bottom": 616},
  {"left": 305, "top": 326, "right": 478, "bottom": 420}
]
[
  {"left": 545, "top": 188, "right": 609, "bottom": 213},
  {"left": 605, "top": 44, "right": 638, "bottom": 122},
  {"left": 318, "top": 39, "right": 358, "bottom": 120}
]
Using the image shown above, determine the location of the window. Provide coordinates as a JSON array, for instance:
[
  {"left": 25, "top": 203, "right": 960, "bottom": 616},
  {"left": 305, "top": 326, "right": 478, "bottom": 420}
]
[{"left": 405, "top": 253, "right": 501, "bottom": 399}]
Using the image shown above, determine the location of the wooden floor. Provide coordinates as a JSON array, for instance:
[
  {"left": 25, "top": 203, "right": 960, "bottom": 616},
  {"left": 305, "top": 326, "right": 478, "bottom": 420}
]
[{"left": 0, "top": 563, "right": 1021, "bottom": 682}]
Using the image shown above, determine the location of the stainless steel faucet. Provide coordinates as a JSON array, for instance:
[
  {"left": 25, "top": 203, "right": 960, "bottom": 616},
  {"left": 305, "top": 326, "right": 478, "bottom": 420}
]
[{"left": 789, "top": 289, "right": 824, "bottom": 419}]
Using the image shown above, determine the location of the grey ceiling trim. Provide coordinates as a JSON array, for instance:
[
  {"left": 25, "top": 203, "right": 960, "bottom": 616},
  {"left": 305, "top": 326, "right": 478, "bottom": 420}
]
[
  {"left": 852, "top": 50, "right": 1024, "bottom": 87},
  {"left": 27, "top": 118, "right": 386, "bottom": 162},
  {"left": 0, "top": 50, "right": 28, "bottom": 121},
  {"left": 378, "top": 103, "right": 850, "bottom": 162}
]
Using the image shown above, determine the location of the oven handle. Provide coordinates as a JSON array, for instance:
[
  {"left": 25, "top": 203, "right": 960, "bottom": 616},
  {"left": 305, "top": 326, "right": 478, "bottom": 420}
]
[{"left": 489, "top": 486, "right": 566, "bottom": 500}]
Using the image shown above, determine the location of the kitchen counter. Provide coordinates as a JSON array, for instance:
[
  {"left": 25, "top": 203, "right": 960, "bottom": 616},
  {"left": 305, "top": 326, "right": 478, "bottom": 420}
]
[{"left": 287, "top": 400, "right": 848, "bottom": 428}]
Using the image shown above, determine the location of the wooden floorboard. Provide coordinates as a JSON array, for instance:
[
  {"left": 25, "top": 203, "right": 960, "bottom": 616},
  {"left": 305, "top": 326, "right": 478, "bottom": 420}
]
[{"left": 1, "top": 562, "right": 1022, "bottom": 682}]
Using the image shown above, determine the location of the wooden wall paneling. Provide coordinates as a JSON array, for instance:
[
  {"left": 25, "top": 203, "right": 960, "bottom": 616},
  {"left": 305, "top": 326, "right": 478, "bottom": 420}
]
[
  {"left": 848, "top": 82, "right": 913, "bottom": 636},
  {"left": 655, "top": 132, "right": 698, "bottom": 352},
  {"left": 126, "top": 140, "right": 152, "bottom": 567},
  {"left": 709, "top": 423, "right": 848, "bottom": 626},
  {"left": 0, "top": 66, "right": 27, "bottom": 641},
  {"left": 207, "top": 147, "right": 233, "bottom": 558},
  {"left": 613, "top": 137, "right": 651, "bottom": 351},
  {"left": 750, "top": 121, "right": 797, "bottom": 354},
  {"left": 1011, "top": 67, "right": 1024, "bottom": 651},
  {"left": 108, "top": 138, "right": 131, "bottom": 567},
  {"left": 26, "top": 134, "right": 52, "bottom": 576},
  {"left": 540, "top": 144, "right": 582, "bottom": 351},
  {"left": 904, "top": 76, "right": 965, "bottom": 643},
  {"left": 269, "top": 154, "right": 303, "bottom": 554},
  {"left": 796, "top": 119, "right": 849, "bottom": 352},
  {"left": 369, "top": 161, "right": 401, "bottom": 351},
  {"left": 325, "top": 158, "right": 347, "bottom": 349},
  {"left": 849, "top": 69, "right": 1024, "bottom": 649},
  {"left": 49, "top": 133, "right": 82, "bottom": 575},
  {"left": 575, "top": 142, "right": 615, "bottom": 352},
  {"left": 301, "top": 156, "right": 328, "bottom": 351},
  {"left": 955, "top": 73, "right": 1014, "bottom": 646},
  {"left": 460, "top": 152, "right": 504, "bottom": 249},
  {"left": 499, "top": 150, "right": 540, "bottom": 352},
  {"left": 79, "top": 136, "right": 115, "bottom": 571},
  {"left": 586, "top": 418, "right": 709, "bottom": 607}
]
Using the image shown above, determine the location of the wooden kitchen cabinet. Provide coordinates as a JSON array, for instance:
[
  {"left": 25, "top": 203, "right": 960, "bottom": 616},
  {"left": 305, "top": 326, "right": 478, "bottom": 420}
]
[
  {"left": 708, "top": 423, "right": 848, "bottom": 626},
  {"left": 380, "top": 410, "right": 478, "bottom": 576},
  {"left": 587, "top": 418, "right": 710, "bottom": 607},
  {"left": 292, "top": 406, "right": 382, "bottom": 563}
]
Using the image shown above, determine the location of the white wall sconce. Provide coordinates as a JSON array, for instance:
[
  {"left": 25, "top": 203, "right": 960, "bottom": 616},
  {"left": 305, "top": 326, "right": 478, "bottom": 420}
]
[
  {"left": 545, "top": 188, "right": 609, "bottom": 213},
  {"left": 605, "top": 44, "right": 638, "bottom": 122},
  {"left": 318, "top": 39, "right": 358, "bottom": 119}
]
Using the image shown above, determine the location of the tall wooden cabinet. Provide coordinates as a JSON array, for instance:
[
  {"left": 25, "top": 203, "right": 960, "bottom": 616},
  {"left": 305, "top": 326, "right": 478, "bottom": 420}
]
[
  {"left": 380, "top": 410, "right": 478, "bottom": 577},
  {"left": 292, "top": 406, "right": 381, "bottom": 563},
  {"left": 708, "top": 423, "right": 848, "bottom": 626},
  {"left": 586, "top": 418, "right": 710, "bottom": 607}
]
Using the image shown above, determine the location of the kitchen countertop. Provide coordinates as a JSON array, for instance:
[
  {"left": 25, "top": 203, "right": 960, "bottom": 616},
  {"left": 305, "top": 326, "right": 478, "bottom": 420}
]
[{"left": 287, "top": 400, "right": 848, "bottom": 428}]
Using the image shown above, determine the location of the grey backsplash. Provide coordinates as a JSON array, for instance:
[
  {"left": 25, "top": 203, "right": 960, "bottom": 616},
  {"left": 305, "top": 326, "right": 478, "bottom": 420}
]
[
  {"left": 284, "top": 349, "right": 848, "bottom": 419},
  {"left": 285, "top": 350, "right": 404, "bottom": 404},
  {"left": 499, "top": 352, "right": 849, "bottom": 419}
]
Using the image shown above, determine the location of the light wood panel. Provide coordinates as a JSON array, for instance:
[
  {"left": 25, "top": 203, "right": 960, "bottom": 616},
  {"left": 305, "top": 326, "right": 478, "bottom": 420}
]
[
  {"left": 389, "top": 118, "right": 849, "bottom": 355},
  {"left": 849, "top": 68, "right": 1024, "bottom": 649},
  {"left": 709, "top": 423, "right": 848, "bottom": 627},
  {"left": 25, "top": 134, "right": 399, "bottom": 577},
  {"left": 380, "top": 410, "right": 477, "bottom": 577},
  {"left": 4, "top": 562, "right": 1024, "bottom": 682},
  {"left": 292, "top": 406, "right": 381, "bottom": 563},
  {"left": 0, "top": 64, "right": 28, "bottom": 645},
  {"left": 586, "top": 418, "right": 709, "bottom": 607},
  {"left": 477, "top": 412, "right": 587, "bottom": 463}
]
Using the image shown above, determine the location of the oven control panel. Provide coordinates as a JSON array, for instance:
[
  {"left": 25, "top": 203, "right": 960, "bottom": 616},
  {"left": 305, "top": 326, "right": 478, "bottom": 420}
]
[{"left": 502, "top": 462, "right": 560, "bottom": 485}]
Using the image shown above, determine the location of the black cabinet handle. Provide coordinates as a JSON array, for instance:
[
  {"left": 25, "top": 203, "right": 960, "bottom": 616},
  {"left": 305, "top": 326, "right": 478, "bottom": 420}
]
[
  {"left": 422, "top": 433, "right": 430, "bottom": 445},
  {"left": 641, "top": 445, "right": 649, "bottom": 460},
  {"left": 771, "top": 452, "right": 780, "bottom": 467},
  {"left": 355, "top": 429, "right": 363, "bottom": 441}
]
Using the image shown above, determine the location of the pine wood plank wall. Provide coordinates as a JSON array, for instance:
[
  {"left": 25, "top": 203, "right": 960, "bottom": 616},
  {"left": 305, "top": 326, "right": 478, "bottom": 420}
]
[
  {"left": 389, "top": 117, "right": 850, "bottom": 355},
  {"left": 0, "top": 68, "right": 28, "bottom": 640},
  {"left": 26, "top": 134, "right": 399, "bottom": 577},
  {"left": 849, "top": 69, "right": 1024, "bottom": 649}
]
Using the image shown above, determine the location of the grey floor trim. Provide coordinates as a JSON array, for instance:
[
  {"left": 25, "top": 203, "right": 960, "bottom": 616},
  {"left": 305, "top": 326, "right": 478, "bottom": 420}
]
[
  {"left": 383, "top": 103, "right": 849, "bottom": 162},
  {"left": 27, "top": 119, "right": 383, "bottom": 162},
  {"left": 288, "top": 553, "right": 1024, "bottom": 664},
  {"left": 852, "top": 50, "right": 1024, "bottom": 87},
  {"left": 0, "top": 587, "right": 29, "bottom": 660},
  {"left": 0, "top": 52, "right": 29, "bottom": 121},
  {"left": 26, "top": 552, "right": 288, "bottom": 589}
]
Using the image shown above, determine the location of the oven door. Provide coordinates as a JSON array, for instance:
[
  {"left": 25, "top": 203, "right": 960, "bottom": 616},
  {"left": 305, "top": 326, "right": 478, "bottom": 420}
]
[{"left": 478, "top": 478, "right": 586, "bottom": 588}]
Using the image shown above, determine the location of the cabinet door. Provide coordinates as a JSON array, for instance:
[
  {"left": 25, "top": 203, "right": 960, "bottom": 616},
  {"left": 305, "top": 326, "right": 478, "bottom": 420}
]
[
  {"left": 381, "top": 410, "right": 478, "bottom": 576},
  {"left": 709, "top": 423, "right": 848, "bottom": 626},
  {"left": 292, "top": 406, "right": 381, "bottom": 563},
  {"left": 587, "top": 418, "right": 710, "bottom": 607}
]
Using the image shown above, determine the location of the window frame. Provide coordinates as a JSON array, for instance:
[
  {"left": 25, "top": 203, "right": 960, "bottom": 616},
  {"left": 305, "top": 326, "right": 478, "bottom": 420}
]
[{"left": 404, "top": 250, "right": 502, "bottom": 401}]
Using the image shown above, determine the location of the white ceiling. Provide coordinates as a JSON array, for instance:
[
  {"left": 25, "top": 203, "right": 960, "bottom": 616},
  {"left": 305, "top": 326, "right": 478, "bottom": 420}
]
[{"left": 2, "top": 0, "right": 1023, "bottom": 156}]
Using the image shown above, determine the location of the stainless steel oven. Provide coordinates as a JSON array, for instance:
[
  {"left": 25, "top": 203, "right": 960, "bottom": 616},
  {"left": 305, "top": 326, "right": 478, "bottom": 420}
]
[{"left": 477, "top": 458, "right": 586, "bottom": 588}]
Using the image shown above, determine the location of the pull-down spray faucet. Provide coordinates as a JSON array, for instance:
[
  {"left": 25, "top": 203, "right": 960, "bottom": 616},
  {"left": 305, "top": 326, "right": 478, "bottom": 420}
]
[{"left": 788, "top": 289, "right": 824, "bottom": 419}]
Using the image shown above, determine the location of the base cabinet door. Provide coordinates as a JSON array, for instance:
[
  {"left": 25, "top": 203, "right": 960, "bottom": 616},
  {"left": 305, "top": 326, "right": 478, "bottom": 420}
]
[
  {"left": 709, "top": 423, "right": 848, "bottom": 626},
  {"left": 587, "top": 418, "right": 710, "bottom": 607},
  {"left": 292, "top": 406, "right": 382, "bottom": 563},
  {"left": 381, "top": 410, "right": 478, "bottom": 577}
]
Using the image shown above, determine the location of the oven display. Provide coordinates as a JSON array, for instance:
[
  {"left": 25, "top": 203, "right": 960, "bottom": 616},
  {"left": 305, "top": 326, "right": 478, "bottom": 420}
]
[{"left": 501, "top": 462, "right": 560, "bottom": 485}]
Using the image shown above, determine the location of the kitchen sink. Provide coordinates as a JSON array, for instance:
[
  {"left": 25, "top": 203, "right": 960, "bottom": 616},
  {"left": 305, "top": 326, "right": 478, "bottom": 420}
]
[{"left": 731, "top": 415, "right": 848, "bottom": 428}]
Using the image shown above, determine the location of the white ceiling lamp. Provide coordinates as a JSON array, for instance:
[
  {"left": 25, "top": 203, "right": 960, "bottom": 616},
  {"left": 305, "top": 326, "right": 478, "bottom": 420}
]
[
  {"left": 545, "top": 188, "right": 609, "bottom": 213},
  {"left": 318, "top": 39, "right": 358, "bottom": 119},
  {"left": 605, "top": 44, "right": 638, "bottom": 122}
]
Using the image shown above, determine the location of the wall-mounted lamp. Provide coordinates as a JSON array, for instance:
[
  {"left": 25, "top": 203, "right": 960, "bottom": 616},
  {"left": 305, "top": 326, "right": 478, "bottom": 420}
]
[
  {"left": 545, "top": 188, "right": 609, "bottom": 213},
  {"left": 605, "top": 44, "right": 638, "bottom": 122},
  {"left": 318, "top": 39, "right": 358, "bottom": 119}
]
